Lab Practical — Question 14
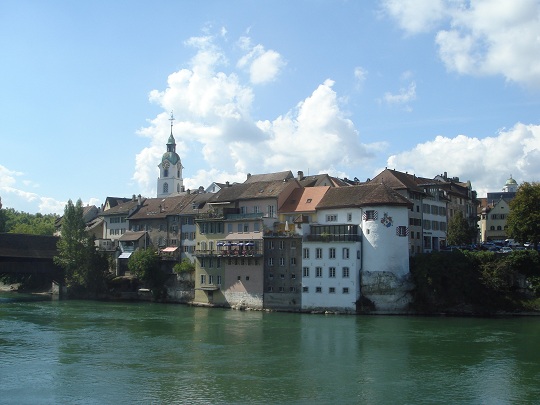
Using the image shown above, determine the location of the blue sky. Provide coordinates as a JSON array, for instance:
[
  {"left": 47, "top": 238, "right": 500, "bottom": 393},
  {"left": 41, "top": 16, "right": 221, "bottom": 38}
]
[{"left": 1, "top": 0, "right": 540, "bottom": 214}]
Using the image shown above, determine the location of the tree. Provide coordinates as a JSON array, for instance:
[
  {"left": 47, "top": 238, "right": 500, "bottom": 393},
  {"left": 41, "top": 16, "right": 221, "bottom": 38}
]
[
  {"left": 507, "top": 182, "right": 540, "bottom": 250},
  {"left": 447, "top": 211, "right": 474, "bottom": 246},
  {"left": 173, "top": 258, "right": 195, "bottom": 274},
  {"left": 54, "top": 199, "right": 109, "bottom": 294},
  {"left": 128, "top": 248, "right": 168, "bottom": 298}
]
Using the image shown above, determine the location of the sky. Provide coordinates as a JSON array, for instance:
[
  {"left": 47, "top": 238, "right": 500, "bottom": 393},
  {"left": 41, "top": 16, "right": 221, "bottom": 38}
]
[{"left": 1, "top": 0, "right": 540, "bottom": 215}]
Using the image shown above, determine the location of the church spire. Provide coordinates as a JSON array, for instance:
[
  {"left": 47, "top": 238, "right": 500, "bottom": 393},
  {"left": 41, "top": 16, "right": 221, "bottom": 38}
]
[{"left": 167, "top": 111, "right": 176, "bottom": 153}]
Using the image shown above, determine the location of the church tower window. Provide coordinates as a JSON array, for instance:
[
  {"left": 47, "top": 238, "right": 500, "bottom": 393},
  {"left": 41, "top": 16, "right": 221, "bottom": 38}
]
[{"left": 163, "top": 183, "right": 169, "bottom": 194}]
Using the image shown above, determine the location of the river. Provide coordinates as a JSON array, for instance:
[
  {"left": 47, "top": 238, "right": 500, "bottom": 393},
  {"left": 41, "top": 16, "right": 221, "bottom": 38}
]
[{"left": 1, "top": 293, "right": 539, "bottom": 404}]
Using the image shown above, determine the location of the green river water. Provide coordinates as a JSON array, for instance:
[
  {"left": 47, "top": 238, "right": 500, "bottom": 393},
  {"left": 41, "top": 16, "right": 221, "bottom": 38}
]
[{"left": 1, "top": 292, "right": 539, "bottom": 404}]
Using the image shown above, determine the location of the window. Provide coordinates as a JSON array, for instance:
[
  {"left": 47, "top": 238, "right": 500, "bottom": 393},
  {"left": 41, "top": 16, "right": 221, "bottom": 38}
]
[
  {"left": 243, "top": 224, "right": 249, "bottom": 232},
  {"left": 200, "top": 258, "right": 206, "bottom": 268},
  {"left": 289, "top": 287, "right": 296, "bottom": 292},
  {"left": 303, "top": 286, "right": 309, "bottom": 293},
  {"left": 326, "top": 214, "right": 337, "bottom": 222},
  {"left": 303, "top": 267, "right": 310, "bottom": 277},
  {"left": 316, "top": 248, "right": 323, "bottom": 259},
  {"left": 316, "top": 267, "right": 322, "bottom": 277},
  {"left": 238, "top": 223, "right": 242, "bottom": 232},
  {"left": 291, "top": 241, "right": 296, "bottom": 249},
  {"left": 342, "top": 267, "right": 349, "bottom": 278},
  {"left": 268, "top": 286, "right": 273, "bottom": 292},
  {"left": 269, "top": 273, "right": 274, "bottom": 279},
  {"left": 268, "top": 258, "right": 274, "bottom": 266},
  {"left": 279, "top": 287, "right": 284, "bottom": 292},
  {"left": 364, "top": 210, "right": 377, "bottom": 221},
  {"left": 268, "top": 241, "right": 275, "bottom": 250},
  {"left": 329, "top": 267, "right": 336, "bottom": 278},
  {"left": 279, "top": 257, "right": 285, "bottom": 266},
  {"left": 279, "top": 240, "right": 285, "bottom": 250},
  {"left": 246, "top": 276, "right": 250, "bottom": 281},
  {"left": 303, "top": 248, "right": 310, "bottom": 259},
  {"left": 217, "top": 275, "right": 222, "bottom": 285},
  {"left": 329, "top": 248, "right": 336, "bottom": 259},
  {"left": 253, "top": 206, "right": 260, "bottom": 213},
  {"left": 200, "top": 275, "right": 206, "bottom": 285},
  {"left": 209, "top": 275, "right": 214, "bottom": 284},
  {"left": 291, "top": 273, "right": 296, "bottom": 279},
  {"left": 163, "top": 182, "right": 169, "bottom": 193},
  {"left": 227, "top": 223, "right": 233, "bottom": 233},
  {"left": 342, "top": 287, "right": 349, "bottom": 294},
  {"left": 329, "top": 287, "right": 335, "bottom": 294},
  {"left": 423, "top": 220, "right": 431, "bottom": 230},
  {"left": 290, "top": 257, "right": 296, "bottom": 265},
  {"left": 280, "top": 274, "right": 285, "bottom": 280},
  {"left": 396, "top": 226, "right": 408, "bottom": 237},
  {"left": 316, "top": 287, "right": 322, "bottom": 293},
  {"left": 254, "top": 222, "right": 260, "bottom": 232},
  {"left": 347, "top": 213, "right": 352, "bottom": 222},
  {"left": 267, "top": 205, "right": 275, "bottom": 218},
  {"left": 342, "top": 248, "right": 349, "bottom": 259}
]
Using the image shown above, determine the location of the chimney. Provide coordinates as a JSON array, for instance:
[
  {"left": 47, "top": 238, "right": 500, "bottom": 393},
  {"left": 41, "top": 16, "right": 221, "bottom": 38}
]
[
  {"left": 226, "top": 181, "right": 230, "bottom": 187},
  {"left": 137, "top": 194, "right": 142, "bottom": 206},
  {"left": 199, "top": 186, "right": 204, "bottom": 193},
  {"left": 247, "top": 173, "right": 251, "bottom": 180},
  {"left": 297, "top": 171, "right": 304, "bottom": 181},
  {"left": 132, "top": 194, "right": 136, "bottom": 201}
]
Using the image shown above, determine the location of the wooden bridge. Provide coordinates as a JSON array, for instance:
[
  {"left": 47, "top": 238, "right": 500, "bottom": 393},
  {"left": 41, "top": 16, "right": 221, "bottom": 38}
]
[{"left": 0, "top": 233, "right": 63, "bottom": 281}]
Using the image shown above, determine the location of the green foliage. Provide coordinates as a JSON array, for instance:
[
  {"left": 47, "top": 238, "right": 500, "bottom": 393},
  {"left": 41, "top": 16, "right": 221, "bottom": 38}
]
[
  {"left": 53, "top": 199, "right": 109, "bottom": 294},
  {"left": 447, "top": 211, "right": 475, "bottom": 246},
  {"left": 128, "top": 248, "right": 168, "bottom": 297},
  {"left": 173, "top": 258, "right": 195, "bottom": 274},
  {"left": 410, "top": 250, "right": 540, "bottom": 313},
  {"left": 507, "top": 182, "right": 540, "bottom": 249},
  {"left": 0, "top": 207, "right": 57, "bottom": 235}
]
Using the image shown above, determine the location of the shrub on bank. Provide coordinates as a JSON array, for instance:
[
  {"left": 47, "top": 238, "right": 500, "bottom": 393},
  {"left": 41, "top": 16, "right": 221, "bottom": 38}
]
[{"left": 410, "top": 250, "right": 540, "bottom": 314}]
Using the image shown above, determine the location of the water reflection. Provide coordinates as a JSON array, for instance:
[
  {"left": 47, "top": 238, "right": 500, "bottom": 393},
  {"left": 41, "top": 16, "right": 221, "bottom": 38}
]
[{"left": 1, "top": 298, "right": 540, "bottom": 404}]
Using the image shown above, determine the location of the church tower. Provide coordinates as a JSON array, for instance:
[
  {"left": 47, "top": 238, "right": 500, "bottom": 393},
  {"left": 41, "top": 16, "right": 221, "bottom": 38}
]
[{"left": 157, "top": 112, "right": 184, "bottom": 197}]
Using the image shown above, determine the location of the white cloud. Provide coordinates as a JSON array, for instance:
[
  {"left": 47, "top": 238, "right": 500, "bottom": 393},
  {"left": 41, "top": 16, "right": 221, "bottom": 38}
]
[
  {"left": 382, "top": 0, "right": 448, "bottom": 34},
  {"left": 354, "top": 66, "right": 368, "bottom": 88},
  {"left": 386, "top": 123, "right": 540, "bottom": 196},
  {"left": 236, "top": 37, "right": 286, "bottom": 84},
  {"left": 134, "top": 32, "right": 373, "bottom": 196},
  {"left": 383, "top": 81, "right": 417, "bottom": 107},
  {"left": 383, "top": 0, "right": 540, "bottom": 88}
]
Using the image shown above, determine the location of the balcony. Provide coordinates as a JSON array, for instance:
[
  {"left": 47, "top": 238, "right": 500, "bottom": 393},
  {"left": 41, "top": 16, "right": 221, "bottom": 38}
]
[
  {"left": 304, "top": 234, "right": 361, "bottom": 243},
  {"left": 195, "top": 246, "right": 263, "bottom": 258},
  {"left": 200, "top": 284, "right": 220, "bottom": 291}
]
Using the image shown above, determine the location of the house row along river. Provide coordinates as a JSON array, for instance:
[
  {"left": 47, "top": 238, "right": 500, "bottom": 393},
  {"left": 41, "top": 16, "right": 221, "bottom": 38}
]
[{"left": 1, "top": 292, "right": 539, "bottom": 404}]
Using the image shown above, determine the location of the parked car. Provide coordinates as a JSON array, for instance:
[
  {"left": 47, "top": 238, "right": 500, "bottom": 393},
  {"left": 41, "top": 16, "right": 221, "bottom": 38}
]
[{"left": 499, "top": 247, "right": 513, "bottom": 254}]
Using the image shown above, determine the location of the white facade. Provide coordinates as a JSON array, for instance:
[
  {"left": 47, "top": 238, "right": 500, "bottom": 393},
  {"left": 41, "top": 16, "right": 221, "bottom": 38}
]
[
  {"left": 301, "top": 207, "right": 362, "bottom": 312},
  {"left": 361, "top": 204, "right": 412, "bottom": 312}
]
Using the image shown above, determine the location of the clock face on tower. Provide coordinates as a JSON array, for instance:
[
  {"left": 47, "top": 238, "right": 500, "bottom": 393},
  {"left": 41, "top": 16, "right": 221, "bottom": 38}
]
[{"left": 163, "top": 162, "right": 170, "bottom": 169}]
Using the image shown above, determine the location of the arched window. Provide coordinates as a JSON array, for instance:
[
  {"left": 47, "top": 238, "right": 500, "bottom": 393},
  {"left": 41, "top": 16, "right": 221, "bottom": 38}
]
[
  {"left": 490, "top": 226, "right": 495, "bottom": 230},
  {"left": 164, "top": 168, "right": 169, "bottom": 177},
  {"left": 497, "top": 226, "right": 502, "bottom": 231},
  {"left": 163, "top": 183, "right": 169, "bottom": 194}
]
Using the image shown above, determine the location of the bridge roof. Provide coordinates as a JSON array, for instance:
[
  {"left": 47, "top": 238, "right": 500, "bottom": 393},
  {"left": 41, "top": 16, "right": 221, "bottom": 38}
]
[{"left": 0, "top": 233, "right": 59, "bottom": 259}]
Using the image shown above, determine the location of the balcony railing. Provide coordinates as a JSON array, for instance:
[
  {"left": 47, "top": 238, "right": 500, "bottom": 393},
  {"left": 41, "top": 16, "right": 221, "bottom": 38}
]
[
  {"left": 195, "top": 248, "right": 263, "bottom": 258},
  {"left": 304, "top": 234, "right": 361, "bottom": 243}
]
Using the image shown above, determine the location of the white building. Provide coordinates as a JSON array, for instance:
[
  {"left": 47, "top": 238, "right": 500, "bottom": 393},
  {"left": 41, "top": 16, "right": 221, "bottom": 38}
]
[{"left": 301, "top": 184, "right": 413, "bottom": 313}]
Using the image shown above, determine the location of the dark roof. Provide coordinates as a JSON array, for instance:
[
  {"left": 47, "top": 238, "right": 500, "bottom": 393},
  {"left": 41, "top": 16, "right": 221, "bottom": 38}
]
[
  {"left": 244, "top": 171, "right": 293, "bottom": 183},
  {"left": 100, "top": 199, "right": 144, "bottom": 216},
  {"left": 118, "top": 231, "right": 146, "bottom": 242},
  {"left": 370, "top": 169, "right": 426, "bottom": 194},
  {"left": 128, "top": 195, "right": 188, "bottom": 220},
  {"left": 0, "top": 233, "right": 59, "bottom": 259},
  {"left": 316, "top": 183, "right": 413, "bottom": 209},
  {"left": 104, "top": 197, "right": 131, "bottom": 210}
]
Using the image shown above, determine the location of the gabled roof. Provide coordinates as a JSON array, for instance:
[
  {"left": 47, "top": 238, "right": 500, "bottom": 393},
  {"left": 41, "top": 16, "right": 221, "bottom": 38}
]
[
  {"left": 103, "top": 197, "right": 131, "bottom": 211},
  {"left": 280, "top": 186, "right": 330, "bottom": 213},
  {"left": 118, "top": 231, "right": 146, "bottom": 242},
  {"left": 316, "top": 183, "right": 413, "bottom": 209},
  {"left": 370, "top": 169, "right": 425, "bottom": 194},
  {"left": 171, "top": 193, "right": 215, "bottom": 215},
  {"left": 100, "top": 198, "right": 144, "bottom": 216},
  {"left": 211, "top": 179, "right": 297, "bottom": 203},
  {"left": 128, "top": 195, "right": 187, "bottom": 220},
  {"left": 244, "top": 170, "right": 293, "bottom": 183}
]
